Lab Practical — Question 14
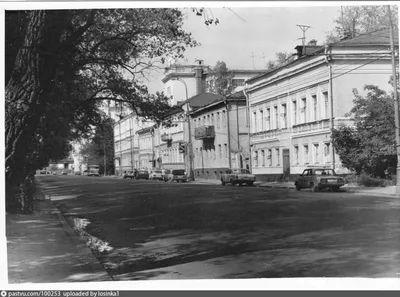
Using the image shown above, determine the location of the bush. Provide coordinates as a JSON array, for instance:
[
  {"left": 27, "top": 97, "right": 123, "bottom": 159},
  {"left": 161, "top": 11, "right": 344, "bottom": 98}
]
[{"left": 357, "top": 172, "right": 384, "bottom": 187}]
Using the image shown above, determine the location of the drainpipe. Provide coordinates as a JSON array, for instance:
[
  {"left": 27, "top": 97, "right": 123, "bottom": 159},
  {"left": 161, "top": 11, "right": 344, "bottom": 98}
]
[
  {"left": 243, "top": 84, "right": 252, "bottom": 172},
  {"left": 225, "top": 98, "right": 232, "bottom": 169},
  {"left": 119, "top": 121, "right": 122, "bottom": 175},
  {"left": 130, "top": 116, "right": 134, "bottom": 171},
  {"left": 325, "top": 44, "right": 335, "bottom": 170},
  {"left": 236, "top": 102, "right": 240, "bottom": 168}
]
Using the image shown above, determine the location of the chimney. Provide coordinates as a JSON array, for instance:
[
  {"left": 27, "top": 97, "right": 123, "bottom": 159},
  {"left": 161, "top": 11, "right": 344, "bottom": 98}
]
[{"left": 194, "top": 59, "right": 204, "bottom": 95}]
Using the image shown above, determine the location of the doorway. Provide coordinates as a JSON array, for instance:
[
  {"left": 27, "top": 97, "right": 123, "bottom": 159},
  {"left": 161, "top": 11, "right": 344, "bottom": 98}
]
[{"left": 282, "top": 149, "right": 290, "bottom": 181}]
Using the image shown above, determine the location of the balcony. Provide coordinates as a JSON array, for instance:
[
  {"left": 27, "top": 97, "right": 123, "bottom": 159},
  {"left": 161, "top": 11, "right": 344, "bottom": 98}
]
[
  {"left": 161, "top": 133, "right": 173, "bottom": 142},
  {"left": 194, "top": 125, "right": 215, "bottom": 140}
]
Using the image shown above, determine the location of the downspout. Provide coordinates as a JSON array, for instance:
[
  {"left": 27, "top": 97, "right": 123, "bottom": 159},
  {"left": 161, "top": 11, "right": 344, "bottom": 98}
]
[
  {"left": 130, "top": 116, "right": 134, "bottom": 171},
  {"left": 225, "top": 98, "right": 232, "bottom": 169},
  {"left": 243, "top": 84, "right": 252, "bottom": 172},
  {"left": 325, "top": 44, "right": 335, "bottom": 170},
  {"left": 119, "top": 121, "right": 122, "bottom": 175},
  {"left": 236, "top": 102, "right": 240, "bottom": 168}
]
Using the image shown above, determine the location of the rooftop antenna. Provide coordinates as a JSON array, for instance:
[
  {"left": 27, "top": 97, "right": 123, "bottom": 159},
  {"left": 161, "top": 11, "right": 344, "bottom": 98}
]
[
  {"left": 297, "top": 24, "right": 311, "bottom": 46},
  {"left": 251, "top": 52, "right": 255, "bottom": 69}
]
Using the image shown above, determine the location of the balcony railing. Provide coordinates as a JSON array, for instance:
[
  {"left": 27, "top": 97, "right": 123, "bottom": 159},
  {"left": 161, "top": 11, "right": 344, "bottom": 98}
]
[
  {"left": 194, "top": 125, "right": 215, "bottom": 140},
  {"left": 161, "top": 133, "right": 173, "bottom": 142}
]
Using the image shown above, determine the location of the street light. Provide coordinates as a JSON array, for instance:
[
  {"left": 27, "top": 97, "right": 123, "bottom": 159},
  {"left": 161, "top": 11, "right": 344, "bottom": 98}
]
[{"left": 172, "top": 77, "right": 195, "bottom": 181}]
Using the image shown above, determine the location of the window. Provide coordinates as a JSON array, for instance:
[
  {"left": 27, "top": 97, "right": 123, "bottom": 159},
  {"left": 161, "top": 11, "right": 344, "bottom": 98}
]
[
  {"left": 267, "top": 149, "right": 272, "bottom": 166},
  {"left": 203, "top": 116, "right": 206, "bottom": 126},
  {"left": 292, "top": 101, "right": 297, "bottom": 125},
  {"left": 323, "top": 92, "right": 329, "bottom": 119},
  {"left": 224, "top": 144, "right": 228, "bottom": 158},
  {"left": 254, "top": 150, "right": 258, "bottom": 167},
  {"left": 194, "top": 119, "right": 197, "bottom": 128},
  {"left": 304, "top": 144, "right": 309, "bottom": 164},
  {"left": 213, "top": 145, "right": 216, "bottom": 160},
  {"left": 232, "top": 79, "right": 245, "bottom": 88},
  {"left": 274, "top": 106, "right": 279, "bottom": 129},
  {"left": 312, "top": 95, "right": 317, "bottom": 121},
  {"left": 301, "top": 98, "right": 307, "bottom": 123},
  {"left": 211, "top": 113, "right": 214, "bottom": 125},
  {"left": 223, "top": 110, "right": 227, "bottom": 127},
  {"left": 281, "top": 104, "right": 287, "bottom": 128},
  {"left": 217, "top": 112, "right": 220, "bottom": 128},
  {"left": 276, "top": 148, "right": 280, "bottom": 166},
  {"left": 260, "top": 110, "right": 264, "bottom": 131},
  {"left": 266, "top": 108, "right": 271, "bottom": 130},
  {"left": 219, "top": 144, "right": 222, "bottom": 158},
  {"left": 207, "top": 114, "right": 210, "bottom": 125},
  {"left": 253, "top": 111, "right": 257, "bottom": 133},
  {"left": 261, "top": 150, "right": 265, "bottom": 166},
  {"left": 314, "top": 143, "right": 320, "bottom": 164},
  {"left": 324, "top": 143, "right": 330, "bottom": 163}
]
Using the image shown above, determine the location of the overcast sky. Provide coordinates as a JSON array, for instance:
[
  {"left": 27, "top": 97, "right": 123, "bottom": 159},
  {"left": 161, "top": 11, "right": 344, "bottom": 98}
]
[{"left": 147, "top": 4, "right": 343, "bottom": 93}]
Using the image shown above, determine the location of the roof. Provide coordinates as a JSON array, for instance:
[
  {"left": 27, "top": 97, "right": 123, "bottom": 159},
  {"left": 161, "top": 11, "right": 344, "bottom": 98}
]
[
  {"left": 136, "top": 126, "right": 154, "bottom": 135},
  {"left": 331, "top": 28, "right": 398, "bottom": 47},
  {"left": 246, "top": 28, "right": 397, "bottom": 84},
  {"left": 180, "top": 92, "right": 224, "bottom": 109}
]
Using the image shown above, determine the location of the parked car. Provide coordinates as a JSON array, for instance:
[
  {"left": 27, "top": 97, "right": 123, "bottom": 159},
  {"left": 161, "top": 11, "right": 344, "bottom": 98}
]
[
  {"left": 123, "top": 170, "right": 136, "bottom": 179},
  {"left": 221, "top": 168, "right": 256, "bottom": 186},
  {"left": 136, "top": 170, "right": 149, "bottom": 180},
  {"left": 294, "top": 167, "right": 346, "bottom": 192},
  {"left": 164, "top": 169, "right": 187, "bottom": 182},
  {"left": 149, "top": 169, "right": 164, "bottom": 180}
]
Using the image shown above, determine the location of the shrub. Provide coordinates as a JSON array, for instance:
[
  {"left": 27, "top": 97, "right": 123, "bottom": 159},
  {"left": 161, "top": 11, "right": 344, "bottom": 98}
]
[{"left": 357, "top": 172, "right": 384, "bottom": 187}]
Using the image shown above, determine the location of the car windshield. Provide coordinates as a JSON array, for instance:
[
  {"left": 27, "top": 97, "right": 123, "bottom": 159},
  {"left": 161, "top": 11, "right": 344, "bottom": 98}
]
[
  {"left": 172, "top": 170, "right": 185, "bottom": 175},
  {"left": 239, "top": 169, "right": 251, "bottom": 174},
  {"left": 314, "top": 169, "right": 336, "bottom": 176}
]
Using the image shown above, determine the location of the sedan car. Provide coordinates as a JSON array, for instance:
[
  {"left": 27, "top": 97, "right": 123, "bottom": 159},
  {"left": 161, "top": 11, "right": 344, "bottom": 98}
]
[
  {"left": 164, "top": 169, "right": 187, "bottom": 182},
  {"left": 123, "top": 170, "right": 136, "bottom": 179},
  {"left": 149, "top": 169, "right": 164, "bottom": 180},
  {"left": 221, "top": 168, "right": 256, "bottom": 186},
  {"left": 136, "top": 170, "right": 149, "bottom": 180},
  {"left": 294, "top": 167, "right": 346, "bottom": 192}
]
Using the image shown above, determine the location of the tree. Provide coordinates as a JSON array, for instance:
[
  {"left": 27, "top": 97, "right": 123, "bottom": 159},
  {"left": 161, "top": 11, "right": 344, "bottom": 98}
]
[
  {"left": 80, "top": 118, "right": 115, "bottom": 175},
  {"left": 332, "top": 85, "right": 397, "bottom": 178},
  {"left": 325, "top": 5, "right": 398, "bottom": 43},
  {"left": 5, "top": 9, "right": 199, "bottom": 212},
  {"left": 207, "top": 61, "right": 234, "bottom": 96},
  {"left": 265, "top": 51, "right": 295, "bottom": 71}
]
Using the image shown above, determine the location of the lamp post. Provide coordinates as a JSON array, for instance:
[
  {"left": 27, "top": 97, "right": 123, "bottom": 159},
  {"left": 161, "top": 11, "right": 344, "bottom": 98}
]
[{"left": 172, "top": 77, "right": 194, "bottom": 181}]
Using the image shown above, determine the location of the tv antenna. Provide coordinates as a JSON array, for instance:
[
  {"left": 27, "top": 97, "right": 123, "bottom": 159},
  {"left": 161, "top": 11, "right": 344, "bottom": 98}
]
[{"left": 297, "top": 24, "right": 311, "bottom": 46}]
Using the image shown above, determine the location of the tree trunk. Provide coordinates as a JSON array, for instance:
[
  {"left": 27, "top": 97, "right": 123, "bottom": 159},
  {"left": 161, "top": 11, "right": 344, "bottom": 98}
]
[{"left": 5, "top": 10, "right": 71, "bottom": 212}]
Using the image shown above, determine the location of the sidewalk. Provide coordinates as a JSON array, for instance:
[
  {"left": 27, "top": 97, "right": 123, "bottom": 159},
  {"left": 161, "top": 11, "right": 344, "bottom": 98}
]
[
  {"left": 191, "top": 178, "right": 399, "bottom": 197},
  {"left": 6, "top": 187, "right": 113, "bottom": 283}
]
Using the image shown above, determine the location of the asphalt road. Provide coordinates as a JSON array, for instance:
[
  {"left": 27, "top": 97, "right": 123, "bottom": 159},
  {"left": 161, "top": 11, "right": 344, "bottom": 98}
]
[{"left": 37, "top": 175, "right": 400, "bottom": 280}]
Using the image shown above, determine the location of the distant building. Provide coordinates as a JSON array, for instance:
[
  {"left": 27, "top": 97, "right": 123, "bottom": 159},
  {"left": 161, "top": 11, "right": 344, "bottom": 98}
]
[{"left": 245, "top": 28, "right": 398, "bottom": 181}]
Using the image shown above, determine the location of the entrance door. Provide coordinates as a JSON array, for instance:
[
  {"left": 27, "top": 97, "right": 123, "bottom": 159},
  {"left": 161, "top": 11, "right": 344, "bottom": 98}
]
[{"left": 282, "top": 149, "right": 290, "bottom": 181}]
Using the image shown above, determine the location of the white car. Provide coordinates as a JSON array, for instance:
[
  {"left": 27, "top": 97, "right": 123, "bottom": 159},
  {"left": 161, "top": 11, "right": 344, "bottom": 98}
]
[{"left": 149, "top": 169, "right": 164, "bottom": 180}]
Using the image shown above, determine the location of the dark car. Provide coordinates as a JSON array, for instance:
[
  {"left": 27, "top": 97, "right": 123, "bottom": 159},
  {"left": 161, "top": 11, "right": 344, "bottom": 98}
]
[
  {"left": 164, "top": 169, "right": 187, "bottom": 182},
  {"left": 294, "top": 167, "right": 346, "bottom": 192},
  {"left": 136, "top": 170, "right": 149, "bottom": 180}
]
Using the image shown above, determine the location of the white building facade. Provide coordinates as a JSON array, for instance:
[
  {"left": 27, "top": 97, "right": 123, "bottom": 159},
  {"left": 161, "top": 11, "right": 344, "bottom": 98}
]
[{"left": 246, "top": 29, "right": 397, "bottom": 182}]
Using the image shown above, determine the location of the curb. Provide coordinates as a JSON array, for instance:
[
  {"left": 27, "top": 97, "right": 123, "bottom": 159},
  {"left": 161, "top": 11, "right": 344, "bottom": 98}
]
[{"left": 51, "top": 203, "right": 115, "bottom": 281}]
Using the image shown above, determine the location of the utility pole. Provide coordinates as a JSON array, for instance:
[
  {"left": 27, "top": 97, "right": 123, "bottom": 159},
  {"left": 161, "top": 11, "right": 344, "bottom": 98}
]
[{"left": 388, "top": 5, "right": 400, "bottom": 195}]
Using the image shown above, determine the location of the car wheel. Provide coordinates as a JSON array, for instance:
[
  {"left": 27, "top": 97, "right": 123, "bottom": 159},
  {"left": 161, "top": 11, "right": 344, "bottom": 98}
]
[
  {"left": 230, "top": 179, "right": 235, "bottom": 186},
  {"left": 247, "top": 182, "right": 254, "bottom": 186},
  {"left": 221, "top": 179, "right": 226, "bottom": 186},
  {"left": 332, "top": 187, "right": 339, "bottom": 192},
  {"left": 295, "top": 183, "right": 301, "bottom": 191},
  {"left": 311, "top": 183, "right": 319, "bottom": 192},
  {"left": 238, "top": 182, "right": 243, "bottom": 187}
]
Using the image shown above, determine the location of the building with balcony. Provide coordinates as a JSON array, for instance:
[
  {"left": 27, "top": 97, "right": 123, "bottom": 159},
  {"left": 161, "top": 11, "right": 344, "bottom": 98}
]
[
  {"left": 190, "top": 91, "right": 250, "bottom": 180},
  {"left": 245, "top": 28, "right": 398, "bottom": 182},
  {"left": 137, "top": 125, "right": 156, "bottom": 170}
]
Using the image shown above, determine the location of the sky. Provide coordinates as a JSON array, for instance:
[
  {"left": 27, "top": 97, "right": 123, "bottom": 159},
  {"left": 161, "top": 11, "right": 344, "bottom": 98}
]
[{"left": 147, "top": 3, "right": 343, "bottom": 93}]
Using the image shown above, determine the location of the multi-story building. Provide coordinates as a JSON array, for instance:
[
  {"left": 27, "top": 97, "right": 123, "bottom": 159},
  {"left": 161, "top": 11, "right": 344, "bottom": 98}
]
[
  {"left": 113, "top": 113, "right": 154, "bottom": 175},
  {"left": 245, "top": 29, "right": 398, "bottom": 182},
  {"left": 190, "top": 91, "right": 250, "bottom": 180}
]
